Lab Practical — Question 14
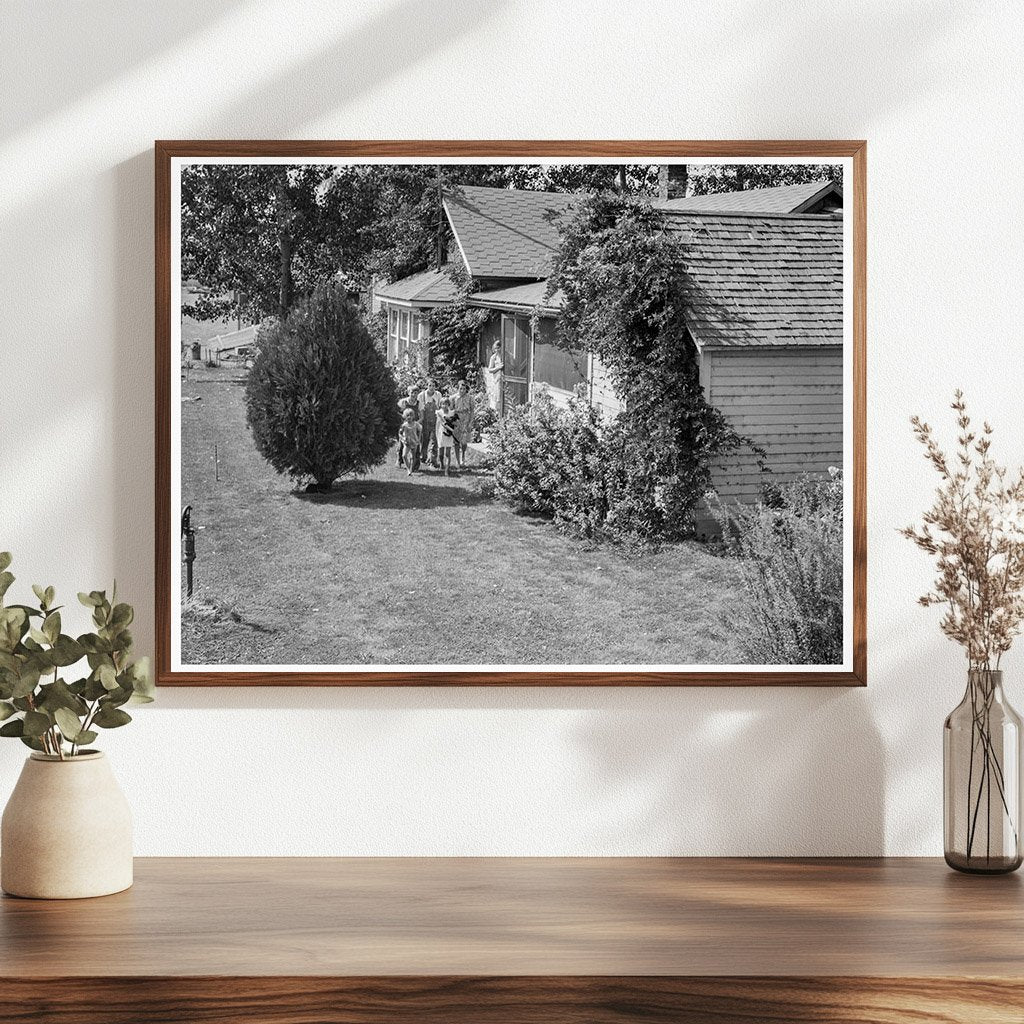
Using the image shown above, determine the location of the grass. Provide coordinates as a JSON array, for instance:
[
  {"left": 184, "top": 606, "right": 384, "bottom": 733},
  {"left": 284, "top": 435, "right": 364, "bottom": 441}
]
[{"left": 180, "top": 363, "right": 749, "bottom": 666}]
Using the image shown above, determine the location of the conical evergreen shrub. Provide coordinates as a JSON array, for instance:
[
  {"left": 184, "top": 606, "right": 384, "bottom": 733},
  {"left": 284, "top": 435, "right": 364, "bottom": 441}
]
[{"left": 245, "top": 282, "right": 402, "bottom": 490}]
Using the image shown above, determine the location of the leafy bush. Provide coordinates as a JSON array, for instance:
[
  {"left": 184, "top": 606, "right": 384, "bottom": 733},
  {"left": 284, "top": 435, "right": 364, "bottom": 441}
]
[
  {"left": 489, "top": 388, "right": 661, "bottom": 544},
  {"left": 472, "top": 392, "right": 498, "bottom": 442},
  {"left": 245, "top": 281, "right": 402, "bottom": 490},
  {"left": 713, "top": 471, "right": 843, "bottom": 665},
  {"left": 0, "top": 553, "right": 153, "bottom": 758}
]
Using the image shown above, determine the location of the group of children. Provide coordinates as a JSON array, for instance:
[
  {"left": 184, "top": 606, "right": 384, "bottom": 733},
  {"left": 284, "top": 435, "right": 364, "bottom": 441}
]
[{"left": 396, "top": 378, "right": 472, "bottom": 477}]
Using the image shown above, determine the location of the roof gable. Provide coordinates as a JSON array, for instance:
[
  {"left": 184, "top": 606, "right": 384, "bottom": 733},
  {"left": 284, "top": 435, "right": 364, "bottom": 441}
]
[
  {"left": 373, "top": 267, "right": 459, "bottom": 305},
  {"left": 657, "top": 179, "right": 841, "bottom": 215},
  {"left": 662, "top": 211, "right": 842, "bottom": 349},
  {"left": 443, "top": 185, "right": 575, "bottom": 280}
]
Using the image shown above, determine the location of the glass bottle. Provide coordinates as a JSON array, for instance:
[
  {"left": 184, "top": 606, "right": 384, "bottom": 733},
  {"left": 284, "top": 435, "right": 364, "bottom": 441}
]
[{"left": 944, "top": 669, "right": 1022, "bottom": 873}]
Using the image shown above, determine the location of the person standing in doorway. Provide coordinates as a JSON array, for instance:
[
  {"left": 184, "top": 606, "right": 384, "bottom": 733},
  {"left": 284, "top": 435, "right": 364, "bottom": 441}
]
[{"left": 484, "top": 340, "right": 503, "bottom": 413}]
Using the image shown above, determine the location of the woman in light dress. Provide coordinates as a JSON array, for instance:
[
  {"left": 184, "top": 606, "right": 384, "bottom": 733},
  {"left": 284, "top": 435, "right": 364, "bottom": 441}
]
[
  {"left": 483, "top": 340, "right": 503, "bottom": 414},
  {"left": 452, "top": 379, "right": 475, "bottom": 467}
]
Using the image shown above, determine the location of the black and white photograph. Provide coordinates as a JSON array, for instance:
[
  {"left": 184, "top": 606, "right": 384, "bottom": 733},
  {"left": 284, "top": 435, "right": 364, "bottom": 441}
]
[{"left": 166, "top": 151, "right": 858, "bottom": 679}]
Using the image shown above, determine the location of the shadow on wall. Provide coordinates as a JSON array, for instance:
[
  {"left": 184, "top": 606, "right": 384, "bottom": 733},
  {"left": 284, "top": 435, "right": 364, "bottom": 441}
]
[
  {"left": 573, "top": 687, "right": 884, "bottom": 856},
  {"left": 0, "top": 1, "right": 246, "bottom": 139},
  {"left": 108, "top": 0, "right": 509, "bottom": 659}
]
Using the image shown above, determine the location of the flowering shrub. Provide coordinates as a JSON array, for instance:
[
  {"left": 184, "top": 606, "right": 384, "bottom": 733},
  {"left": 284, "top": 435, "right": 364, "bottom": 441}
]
[{"left": 714, "top": 471, "right": 843, "bottom": 665}]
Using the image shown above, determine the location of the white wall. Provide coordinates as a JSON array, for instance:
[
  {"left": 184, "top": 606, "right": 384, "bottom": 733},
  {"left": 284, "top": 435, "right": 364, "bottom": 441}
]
[{"left": 1, "top": 0, "right": 1022, "bottom": 856}]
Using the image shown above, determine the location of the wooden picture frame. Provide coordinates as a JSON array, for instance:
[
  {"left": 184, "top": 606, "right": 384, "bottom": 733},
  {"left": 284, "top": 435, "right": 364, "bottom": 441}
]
[{"left": 156, "top": 140, "right": 866, "bottom": 686}]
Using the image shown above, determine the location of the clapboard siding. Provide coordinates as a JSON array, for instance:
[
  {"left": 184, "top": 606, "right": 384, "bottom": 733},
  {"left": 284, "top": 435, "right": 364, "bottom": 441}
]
[{"left": 704, "top": 345, "right": 843, "bottom": 504}]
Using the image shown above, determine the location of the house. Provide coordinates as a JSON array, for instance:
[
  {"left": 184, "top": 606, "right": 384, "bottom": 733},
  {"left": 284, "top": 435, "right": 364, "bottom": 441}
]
[
  {"left": 665, "top": 209, "right": 843, "bottom": 505},
  {"left": 372, "top": 180, "right": 844, "bottom": 510},
  {"left": 656, "top": 178, "right": 843, "bottom": 215}
]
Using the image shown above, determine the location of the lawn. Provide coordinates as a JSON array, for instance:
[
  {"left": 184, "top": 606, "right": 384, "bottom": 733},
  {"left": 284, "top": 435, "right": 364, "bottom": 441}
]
[{"left": 180, "top": 364, "right": 750, "bottom": 666}]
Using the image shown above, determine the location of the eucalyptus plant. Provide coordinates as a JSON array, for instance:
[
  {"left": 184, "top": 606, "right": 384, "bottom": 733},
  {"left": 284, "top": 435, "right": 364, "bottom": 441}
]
[{"left": 0, "top": 553, "right": 153, "bottom": 759}]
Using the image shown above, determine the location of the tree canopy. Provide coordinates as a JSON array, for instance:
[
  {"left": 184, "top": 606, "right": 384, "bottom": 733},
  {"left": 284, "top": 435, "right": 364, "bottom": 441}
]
[
  {"left": 688, "top": 162, "right": 842, "bottom": 195},
  {"left": 180, "top": 162, "right": 662, "bottom": 325}
]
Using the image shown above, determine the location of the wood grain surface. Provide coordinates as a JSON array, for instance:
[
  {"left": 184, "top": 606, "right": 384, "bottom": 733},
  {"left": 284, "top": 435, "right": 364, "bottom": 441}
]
[
  {"left": 155, "top": 139, "right": 867, "bottom": 687},
  {"left": 1, "top": 858, "right": 1021, "bottom": 1022}
]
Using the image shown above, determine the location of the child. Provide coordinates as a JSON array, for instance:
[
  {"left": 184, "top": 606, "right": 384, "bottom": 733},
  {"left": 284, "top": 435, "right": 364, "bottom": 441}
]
[
  {"left": 435, "top": 398, "right": 459, "bottom": 477},
  {"left": 396, "top": 383, "right": 420, "bottom": 467},
  {"left": 399, "top": 408, "right": 422, "bottom": 475}
]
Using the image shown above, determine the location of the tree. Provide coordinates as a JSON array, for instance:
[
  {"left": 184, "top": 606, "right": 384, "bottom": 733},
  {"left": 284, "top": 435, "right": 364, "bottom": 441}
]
[
  {"left": 244, "top": 282, "right": 401, "bottom": 490},
  {"left": 688, "top": 163, "right": 842, "bottom": 196},
  {"left": 181, "top": 164, "right": 379, "bottom": 324}
]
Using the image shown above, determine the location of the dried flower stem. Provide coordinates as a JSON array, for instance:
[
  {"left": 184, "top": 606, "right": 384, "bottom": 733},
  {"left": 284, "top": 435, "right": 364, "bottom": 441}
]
[{"left": 904, "top": 391, "right": 1024, "bottom": 863}]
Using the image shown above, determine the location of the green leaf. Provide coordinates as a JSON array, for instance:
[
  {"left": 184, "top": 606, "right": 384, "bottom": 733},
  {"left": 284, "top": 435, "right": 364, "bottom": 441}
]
[
  {"left": 53, "top": 707, "right": 85, "bottom": 742},
  {"left": 19, "top": 734, "right": 45, "bottom": 752},
  {"left": 83, "top": 674, "right": 108, "bottom": 701},
  {"left": 28, "top": 626, "right": 49, "bottom": 646},
  {"left": 44, "top": 586, "right": 55, "bottom": 609},
  {"left": 7, "top": 604, "right": 42, "bottom": 619},
  {"left": 22, "top": 710, "right": 50, "bottom": 738},
  {"left": 77, "top": 634, "right": 102, "bottom": 654},
  {"left": 78, "top": 592, "right": 100, "bottom": 608},
  {"left": 0, "top": 719, "right": 24, "bottom": 737},
  {"left": 92, "top": 705, "right": 131, "bottom": 729},
  {"left": 104, "top": 684, "right": 132, "bottom": 708},
  {"left": 50, "top": 635, "right": 85, "bottom": 667},
  {"left": 11, "top": 665, "right": 41, "bottom": 699},
  {"left": 31, "top": 584, "right": 47, "bottom": 608},
  {"left": 0, "top": 701, "right": 16, "bottom": 721},
  {"left": 42, "top": 611, "right": 60, "bottom": 644},
  {"left": 74, "top": 730, "right": 98, "bottom": 747},
  {"left": 0, "top": 552, "right": 11, "bottom": 573},
  {"left": 0, "top": 606, "right": 27, "bottom": 651},
  {"left": 36, "top": 678, "right": 88, "bottom": 716},
  {"left": 110, "top": 603, "right": 134, "bottom": 629},
  {"left": 98, "top": 663, "right": 118, "bottom": 690},
  {"left": 0, "top": 572, "right": 14, "bottom": 601}
]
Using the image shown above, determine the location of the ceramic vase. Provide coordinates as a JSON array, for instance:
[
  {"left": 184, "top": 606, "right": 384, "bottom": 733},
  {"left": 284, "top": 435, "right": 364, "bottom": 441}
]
[{"left": 1, "top": 751, "right": 133, "bottom": 898}]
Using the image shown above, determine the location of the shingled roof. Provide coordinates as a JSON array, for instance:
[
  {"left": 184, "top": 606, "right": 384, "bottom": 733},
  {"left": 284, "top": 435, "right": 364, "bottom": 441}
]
[
  {"left": 373, "top": 267, "right": 459, "bottom": 305},
  {"left": 657, "top": 179, "right": 841, "bottom": 215},
  {"left": 443, "top": 185, "right": 575, "bottom": 279},
  {"left": 468, "top": 280, "right": 564, "bottom": 314},
  {"left": 662, "top": 211, "right": 842, "bottom": 349}
]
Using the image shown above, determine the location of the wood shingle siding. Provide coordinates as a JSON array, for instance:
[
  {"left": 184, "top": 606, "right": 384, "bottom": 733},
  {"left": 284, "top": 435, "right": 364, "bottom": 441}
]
[{"left": 703, "top": 346, "right": 843, "bottom": 503}]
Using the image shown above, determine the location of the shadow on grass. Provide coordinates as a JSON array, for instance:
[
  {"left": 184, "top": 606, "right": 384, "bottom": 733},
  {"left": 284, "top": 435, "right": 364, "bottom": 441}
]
[{"left": 294, "top": 478, "right": 492, "bottom": 510}]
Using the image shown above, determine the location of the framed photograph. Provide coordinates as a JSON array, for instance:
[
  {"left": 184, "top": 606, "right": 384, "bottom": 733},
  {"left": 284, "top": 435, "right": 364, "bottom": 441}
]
[{"left": 156, "top": 141, "right": 865, "bottom": 686}]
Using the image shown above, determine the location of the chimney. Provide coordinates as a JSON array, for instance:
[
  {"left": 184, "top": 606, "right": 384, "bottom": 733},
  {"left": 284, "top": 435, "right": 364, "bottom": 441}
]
[{"left": 658, "top": 164, "right": 688, "bottom": 201}]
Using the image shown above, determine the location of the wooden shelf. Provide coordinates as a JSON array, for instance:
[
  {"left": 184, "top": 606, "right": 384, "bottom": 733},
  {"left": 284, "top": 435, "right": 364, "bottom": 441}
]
[{"left": 2, "top": 857, "right": 1021, "bottom": 1022}]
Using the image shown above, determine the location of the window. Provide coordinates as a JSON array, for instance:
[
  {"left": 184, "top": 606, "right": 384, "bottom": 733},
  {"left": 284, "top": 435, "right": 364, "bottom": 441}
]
[
  {"left": 387, "top": 307, "right": 400, "bottom": 361},
  {"left": 400, "top": 310, "right": 410, "bottom": 352},
  {"left": 533, "top": 319, "right": 586, "bottom": 393}
]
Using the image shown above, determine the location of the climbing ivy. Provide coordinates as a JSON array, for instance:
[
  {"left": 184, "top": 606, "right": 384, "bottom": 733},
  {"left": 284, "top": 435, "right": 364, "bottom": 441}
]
[{"left": 545, "top": 192, "right": 751, "bottom": 536}]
